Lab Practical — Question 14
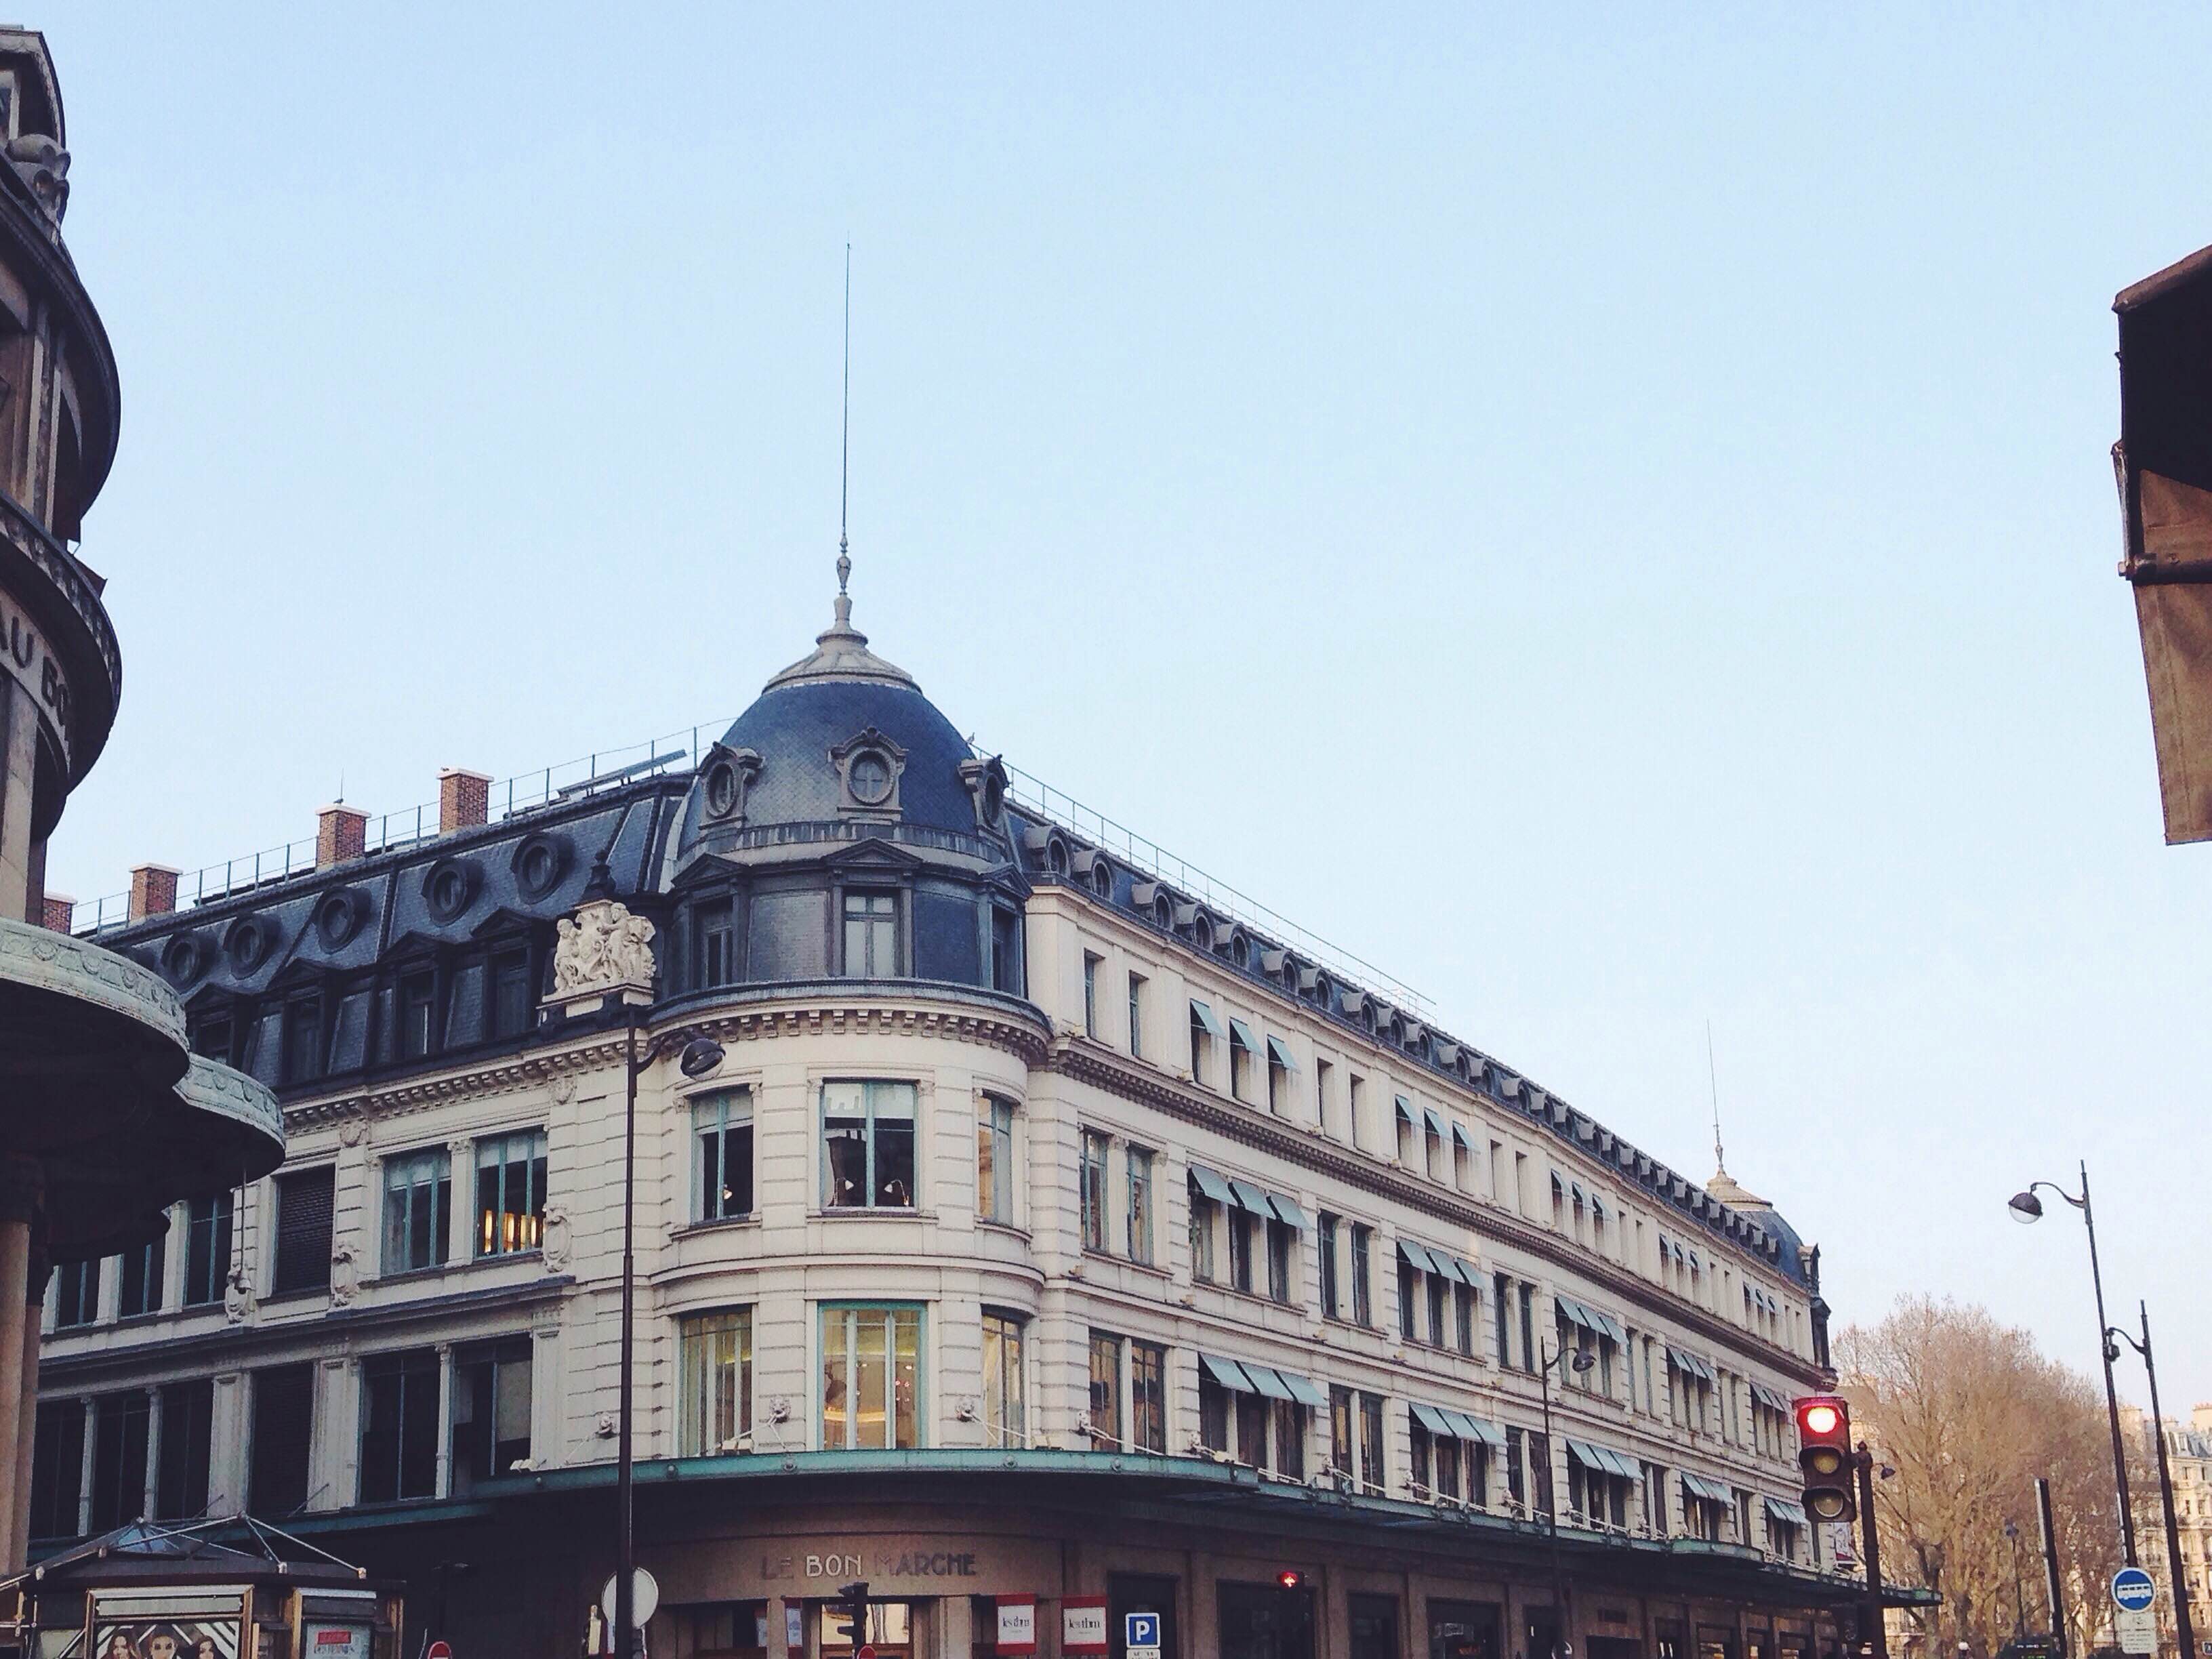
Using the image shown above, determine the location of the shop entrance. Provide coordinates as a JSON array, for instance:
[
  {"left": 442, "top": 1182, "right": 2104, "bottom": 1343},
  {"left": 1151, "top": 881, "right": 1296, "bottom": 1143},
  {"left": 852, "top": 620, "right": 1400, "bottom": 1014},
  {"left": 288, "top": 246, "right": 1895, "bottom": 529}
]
[
  {"left": 1431, "top": 1601, "right": 1501, "bottom": 1659},
  {"left": 821, "top": 1599, "right": 923, "bottom": 1659},
  {"left": 1524, "top": 1608, "right": 1564, "bottom": 1659},
  {"left": 1349, "top": 1593, "right": 1400, "bottom": 1659},
  {"left": 1588, "top": 1639, "right": 1643, "bottom": 1659},
  {"left": 1218, "top": 1580, "right": 1315, "bottom": 1659},
  {"left": 1111, "top": 1574, "right": 1181, "bottom": 1659}
]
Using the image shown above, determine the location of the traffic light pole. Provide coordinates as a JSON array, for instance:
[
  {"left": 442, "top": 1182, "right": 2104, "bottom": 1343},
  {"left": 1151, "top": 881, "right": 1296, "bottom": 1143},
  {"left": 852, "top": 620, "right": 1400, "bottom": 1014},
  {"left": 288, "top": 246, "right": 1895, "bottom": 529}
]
[{"left": 1856, "top": 1446, "right": 1889, "bottom": 1659}]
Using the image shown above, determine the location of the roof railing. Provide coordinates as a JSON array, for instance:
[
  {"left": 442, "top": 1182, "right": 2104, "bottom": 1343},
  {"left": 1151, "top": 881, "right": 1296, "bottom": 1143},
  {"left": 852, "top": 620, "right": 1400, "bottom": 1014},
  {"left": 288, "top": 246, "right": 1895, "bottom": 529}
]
[{"left": 66, "top": 710, "right": 1429, "bottom": 1019}]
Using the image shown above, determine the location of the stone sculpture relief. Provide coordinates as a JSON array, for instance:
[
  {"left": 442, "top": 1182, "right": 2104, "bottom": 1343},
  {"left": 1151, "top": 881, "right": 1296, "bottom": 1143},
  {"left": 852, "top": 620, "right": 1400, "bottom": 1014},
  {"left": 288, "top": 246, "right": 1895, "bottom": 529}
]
[{"left": 552, "top": 899, "right": 656, "bottom": 994}]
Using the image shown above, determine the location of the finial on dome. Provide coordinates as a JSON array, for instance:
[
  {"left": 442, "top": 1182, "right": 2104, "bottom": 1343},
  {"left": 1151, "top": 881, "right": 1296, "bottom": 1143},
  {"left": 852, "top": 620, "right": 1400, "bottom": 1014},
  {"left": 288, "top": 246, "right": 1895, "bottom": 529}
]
[{"left": 836, "top": 243, "right": 853, "bottom": 632}]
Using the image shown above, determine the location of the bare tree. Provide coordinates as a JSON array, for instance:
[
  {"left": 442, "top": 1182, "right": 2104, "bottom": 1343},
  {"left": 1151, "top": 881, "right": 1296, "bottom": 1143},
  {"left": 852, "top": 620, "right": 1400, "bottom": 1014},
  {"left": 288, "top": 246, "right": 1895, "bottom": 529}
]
[{"left": 1838, "top": 1297, "right": 2145, "bottom": 1659}]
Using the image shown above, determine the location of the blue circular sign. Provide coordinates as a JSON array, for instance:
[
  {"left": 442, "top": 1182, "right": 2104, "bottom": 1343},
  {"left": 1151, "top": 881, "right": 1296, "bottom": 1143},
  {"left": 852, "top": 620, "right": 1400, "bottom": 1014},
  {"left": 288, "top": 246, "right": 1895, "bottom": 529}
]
[{"left": 2112, "top": 1568, "right": 2157, "bottom": 1612}]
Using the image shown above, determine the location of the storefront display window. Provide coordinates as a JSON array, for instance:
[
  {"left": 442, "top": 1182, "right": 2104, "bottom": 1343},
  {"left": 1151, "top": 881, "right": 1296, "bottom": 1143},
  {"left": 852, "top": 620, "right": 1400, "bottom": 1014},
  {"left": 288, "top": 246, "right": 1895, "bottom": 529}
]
[
  {"left": 1427, "top": 1600, "right": 1499, "bottom": 1659},
  {"left": 679, "top": 1308, "right": 753, "bottom": 1456},
  {"left": 821, "top": 1304, "right": 921, "bottom": 1448},
  {"left": 680, "top": 1601, "right": 771, "bottom": 1659},
  {"left": 822, "top": 1600, "right": 916, "bottom": 1659}
]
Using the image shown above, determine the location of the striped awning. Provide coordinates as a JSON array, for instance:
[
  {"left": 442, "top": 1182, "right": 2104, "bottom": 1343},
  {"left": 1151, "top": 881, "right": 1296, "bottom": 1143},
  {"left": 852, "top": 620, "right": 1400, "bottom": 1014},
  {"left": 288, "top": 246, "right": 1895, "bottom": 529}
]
[
  {"left": 1566, "top": 1439, "right": 1640, "bottom": 1480},
  {"left": 1667, "top": 1345, "right": 1717, "bottom": 1383},
  {"left": 1751, "top": 1382, "right": 1793, "bottom": 1415},
  {"left": 1681, "top": 1472, "right": 1734, "bottom": 1506},
  {"left": 1189, "top": 998, "right": 1227, "bottom": 1040},
  {"left": 1398, "top": 1238, "right": 1443, "bottom": 1276},
  {"left": 1556, "top": 1294, "right": 1626, "bottom": 1346}
]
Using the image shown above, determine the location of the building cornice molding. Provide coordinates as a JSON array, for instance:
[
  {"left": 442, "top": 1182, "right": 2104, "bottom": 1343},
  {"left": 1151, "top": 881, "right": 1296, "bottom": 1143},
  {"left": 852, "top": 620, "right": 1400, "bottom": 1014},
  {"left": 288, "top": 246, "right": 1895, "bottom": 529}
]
[{"left": 1046, "top": 1038, "right": 1829, "bottom": 1390}]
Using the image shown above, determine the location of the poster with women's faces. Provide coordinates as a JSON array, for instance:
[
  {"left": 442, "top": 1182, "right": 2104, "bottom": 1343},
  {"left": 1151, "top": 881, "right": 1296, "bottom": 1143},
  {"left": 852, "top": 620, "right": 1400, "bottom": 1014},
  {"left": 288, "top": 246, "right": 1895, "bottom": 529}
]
[{"left": 92, "top": 1620, "right": 241, "bottom": 1659}]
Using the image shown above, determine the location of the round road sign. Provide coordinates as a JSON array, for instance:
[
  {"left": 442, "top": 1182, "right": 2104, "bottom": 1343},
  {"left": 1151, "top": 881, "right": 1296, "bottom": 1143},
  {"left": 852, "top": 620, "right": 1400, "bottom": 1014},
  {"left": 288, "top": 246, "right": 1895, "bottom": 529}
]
[
  {"left": 2111, "top": 1568, "right": 2157, "bottom": 1612},
  {"left": 426, "top": 1643, "right": 452, "bottom": 1659},
  {"left": 600, "top": 1568, "right": 662, "bottom": 1625}
]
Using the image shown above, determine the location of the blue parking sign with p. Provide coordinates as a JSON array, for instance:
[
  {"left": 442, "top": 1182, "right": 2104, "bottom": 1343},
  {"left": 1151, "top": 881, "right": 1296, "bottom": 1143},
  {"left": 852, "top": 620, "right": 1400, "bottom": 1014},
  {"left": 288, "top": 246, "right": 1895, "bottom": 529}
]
[{"left": 1126, "top": 1614, "right": 1161, "bottom": 1650}]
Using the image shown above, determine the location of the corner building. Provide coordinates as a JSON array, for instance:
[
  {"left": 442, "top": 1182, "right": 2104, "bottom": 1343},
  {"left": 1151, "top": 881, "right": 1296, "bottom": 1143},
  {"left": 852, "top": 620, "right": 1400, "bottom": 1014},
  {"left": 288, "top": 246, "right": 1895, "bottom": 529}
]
[{"left": 41, "top": 583, "right": 1867, "bottom": 1659}]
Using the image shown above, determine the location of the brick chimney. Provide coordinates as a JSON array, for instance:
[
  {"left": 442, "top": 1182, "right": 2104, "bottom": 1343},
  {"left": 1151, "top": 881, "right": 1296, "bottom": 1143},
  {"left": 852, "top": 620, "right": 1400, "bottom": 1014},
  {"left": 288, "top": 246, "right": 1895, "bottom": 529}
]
[
  {"left": 129, "top": 863, "right": 179, "bottom": 920},
  {"left": 438, "top": 768, "right": 491, "bottom": 834},
  {"left": 40, "top": 891, "right": 73, "bottom": 933},
  {"left": 317, "top": 804, "right": 368, "bottom": 868}
]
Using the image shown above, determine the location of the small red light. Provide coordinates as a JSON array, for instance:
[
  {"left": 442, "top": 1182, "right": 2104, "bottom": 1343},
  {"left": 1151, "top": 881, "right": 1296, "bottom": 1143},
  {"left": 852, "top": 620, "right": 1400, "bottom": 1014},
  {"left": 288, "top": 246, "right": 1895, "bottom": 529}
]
[
  {"left": 1277, "top": 1571, "right": 1303, "bottom": 1591},
  {"left": 1801, "top": 1404, "right": 1841, "bottom": 1437}
]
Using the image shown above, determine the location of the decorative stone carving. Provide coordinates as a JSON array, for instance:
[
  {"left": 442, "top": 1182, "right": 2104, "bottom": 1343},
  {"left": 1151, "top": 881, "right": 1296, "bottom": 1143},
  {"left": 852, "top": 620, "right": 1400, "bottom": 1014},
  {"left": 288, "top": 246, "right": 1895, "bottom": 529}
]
[
  {"left": 5, "top": 134, "right": 68, "bottom": 226},
  {"left": 768, "top": 1396, "right": 792, "bottom": 1425},
  {"left": 958, "top": 755, "right": 1008, "bottom": 831},
  {"left": 330, "top": 1243, "right": 359, "bottom": 1307},
  {"left": 541, "top": 1204, "right": 571, "bottom": 1271},
  {"left": 595, "top": 1411, "right": 617, "bottom": 1439},
  {"left": 338, "top": 1118, "right": 365, "bottom": 1149},
  {"left": 827, "top": 726, "right": 905, "bottom": 817},
  {"left": 550, "top": 1076, "right": 577, "bottom": 1106},
  {"left": 954, "top": 1395, "right": 979, "bottom": 1423},
  {"left": 223, "top": 1261, "right": 252, "bottom": 1326},
  {"left": 550, "top": 899, "right": 656, "bottom": 999}
]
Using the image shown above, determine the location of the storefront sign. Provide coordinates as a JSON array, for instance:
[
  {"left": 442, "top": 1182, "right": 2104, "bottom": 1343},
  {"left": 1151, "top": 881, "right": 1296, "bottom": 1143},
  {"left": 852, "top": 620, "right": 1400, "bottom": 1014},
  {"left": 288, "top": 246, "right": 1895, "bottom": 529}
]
[
  {"left": 1063, "top": 1598, "right": 1108, "bottom": 1655},
  {"left": 0, "top": 585, "right": 72, "bottom": 770},
  {"left": 306, "top": 1628, "right": 371, "bottom": 1659},
  {"left": 996, "top": 1595, "right": 1037, "bottom": 1655},
  {"left": 761, "top": 1550, "right": 980, "bottom": 1582}
]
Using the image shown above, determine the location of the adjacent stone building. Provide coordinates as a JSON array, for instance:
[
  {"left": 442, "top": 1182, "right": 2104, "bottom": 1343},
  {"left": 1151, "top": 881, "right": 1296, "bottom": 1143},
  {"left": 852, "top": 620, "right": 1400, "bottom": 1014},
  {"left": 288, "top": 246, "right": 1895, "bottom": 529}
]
[{"left": 0, "top": 25, "right": 281, "bottom": 1582}]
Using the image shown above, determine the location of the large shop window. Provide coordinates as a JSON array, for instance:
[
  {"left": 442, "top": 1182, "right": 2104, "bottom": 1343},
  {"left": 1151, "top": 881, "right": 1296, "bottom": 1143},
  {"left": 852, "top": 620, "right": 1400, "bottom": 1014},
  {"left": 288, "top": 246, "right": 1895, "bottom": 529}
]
[
  {"left": 1218, "top": 1580, "right": 1315, "bottom": 1659},
  {"left": 272, "top": 1166, "right": 335, "bottom": 1296},
  {"left": 89, "top": 1389, "right": 149, "bottom": 1534},
  {"left": 184, "top": 1191, "right": 234, "bottom": 1307},
  {"left": 820, "top": 1305, "right": 920, "bottom": 1450},
  {"left": 1430, "top": 1601, "right": 1503, "bottom": 1659},
  {"left": 359, "top": 1348, "right": 440, "bottom": 1502},
  {"left": 976, "top": 1096, "right": 1016, "bottom": 1225},
  {"left": 28, "top": 1400, "right": 86, "bottom": 1540},
  {"left": 476, "top": 1128, "right": 548, "bottom": 1256},
  {"left": 154, "top": 1380, "right": 214, "bottom": 1521},
  {"left": 821, "top": 1081, "right": 917, "bottom": 1210},
  {"left": 452, "top": 1336, "right": 533, "bottom": 1493},
  {"left": 682, "top": 1603, "right": 772, "bottom": 1659},
  {"left": 249, "top": 1364, "right": 315, "bottom": 1516},
  {"left": 679, "top": 1309, "right": 754, "bottom": 1456},
  {"left": 842, "top": 889, "right": 899, "bottom": 977},
  {"left": 117, "top": 1233, "right": 163, "bottom": 1319},
  {"left": 382, "top": 1149, "right": 451, "bottom": 1274},
  {"left": 982, "top": 1311, "right": 1025, "bottom": 1448},
  {"left": 694, "top": 1089, "right": 756, "bottom": 1222}
]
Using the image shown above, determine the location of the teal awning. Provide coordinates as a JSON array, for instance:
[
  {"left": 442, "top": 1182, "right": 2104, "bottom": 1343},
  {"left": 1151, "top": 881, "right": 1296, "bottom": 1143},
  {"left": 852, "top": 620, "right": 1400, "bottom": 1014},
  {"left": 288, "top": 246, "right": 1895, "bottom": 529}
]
[
  {"left": 1398, "top": 1238, "right": 1441, "bottom": 1276},
  {"left": 1451, "top": 1122, "right": 1474, "bottom": 1152},
  {"left": 1188, "top": 1164, "right": 1235, "bottom": 1205},
  {"left": 1667, "top": 1345, "right": 1716, "bottom": 1384},
  {"left": 1228, "top": 1017, "right": 1258, "bottom": 1051},
  {"left": 1267, "top": 1034, "right": 1300, "bottom": 1074},
  {"left": 1189, "top": 998, "right": 1227, "bottom": 1040},
  {"left": 1228, "top": 1178, "right": 1272, "bottom": 1214},
  {"left": 1681, "top": 1472, "right": 1734, "bottom": 1505},
  {"left": 1242, "top": 1364, "right": 1296, "bottom": 1402},
  {"left": 1277, "top": 1370, "right": 1329, "bottom": 1408},
  {"left": 1200, "top": 1354, "right": 1253, "bottom": 1392},
  {"left": 1567, "top": 1439, "right": 1639, "bottom": 1480},
  {"left": 1410, "top": 1404, "right": 1455, "bottom": 1437},
  {"left": 1765, "top": 1495, "right": 1809, "bottom": 1528},
  {"left": 1266, "top": 1191, "right": 1311, "bottom": 1231},
  {"left": 1446, "top": 1410, "right": 1506, "bottom": 1448}
]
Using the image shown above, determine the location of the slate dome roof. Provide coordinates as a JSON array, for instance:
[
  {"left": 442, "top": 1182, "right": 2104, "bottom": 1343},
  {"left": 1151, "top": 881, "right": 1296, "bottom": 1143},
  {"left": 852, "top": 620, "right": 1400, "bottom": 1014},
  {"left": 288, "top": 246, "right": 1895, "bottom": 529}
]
[{"left": 672, "top": 573, "right": 1004, "bottom": 862}]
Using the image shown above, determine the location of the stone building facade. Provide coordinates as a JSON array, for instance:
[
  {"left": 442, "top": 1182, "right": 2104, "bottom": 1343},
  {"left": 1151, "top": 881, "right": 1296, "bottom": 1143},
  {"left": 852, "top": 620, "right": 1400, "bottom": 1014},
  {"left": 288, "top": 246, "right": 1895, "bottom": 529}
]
[
  {"left": 0, "top": 25, "right": 281, "bottom": 1583},
  {"left": 33, "top": 579, "right": 1868, "bottom": 1659}
]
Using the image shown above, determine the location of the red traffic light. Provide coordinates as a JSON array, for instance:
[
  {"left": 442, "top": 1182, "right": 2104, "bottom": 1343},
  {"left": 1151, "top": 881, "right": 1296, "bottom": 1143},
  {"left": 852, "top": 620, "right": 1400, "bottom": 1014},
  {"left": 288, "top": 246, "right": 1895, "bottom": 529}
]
[
  {"left": 1795, "top": 1393, "right": 1857, "bottom": 1525},
  {"left": 1276, "top": 1571, "right": 1303, "bottom": 1591}
]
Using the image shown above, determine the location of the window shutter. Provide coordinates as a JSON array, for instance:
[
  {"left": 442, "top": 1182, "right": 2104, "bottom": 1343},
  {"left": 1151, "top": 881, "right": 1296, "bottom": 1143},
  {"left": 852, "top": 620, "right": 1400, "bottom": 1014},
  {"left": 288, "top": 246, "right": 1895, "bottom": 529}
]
[{"left": 272, "top": 1167, "right": 335, "bottom": 1295}]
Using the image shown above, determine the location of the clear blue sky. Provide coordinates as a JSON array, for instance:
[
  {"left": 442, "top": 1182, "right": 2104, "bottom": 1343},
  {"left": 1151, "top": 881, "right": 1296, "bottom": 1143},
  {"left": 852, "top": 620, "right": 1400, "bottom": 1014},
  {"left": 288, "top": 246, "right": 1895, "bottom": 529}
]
[{"left": 42, "top": 5, "right": 2212, "bottom": 1403}]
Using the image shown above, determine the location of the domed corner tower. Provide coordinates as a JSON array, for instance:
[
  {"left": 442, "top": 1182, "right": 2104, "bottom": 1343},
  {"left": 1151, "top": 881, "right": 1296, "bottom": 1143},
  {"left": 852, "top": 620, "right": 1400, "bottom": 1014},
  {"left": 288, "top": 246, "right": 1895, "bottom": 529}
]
[
  {"left": 0, "top": 26, "right": 282, "bottom": 1576},
  {"left": 655, "top": 575, "right": 1031, "bottom": 1008}
]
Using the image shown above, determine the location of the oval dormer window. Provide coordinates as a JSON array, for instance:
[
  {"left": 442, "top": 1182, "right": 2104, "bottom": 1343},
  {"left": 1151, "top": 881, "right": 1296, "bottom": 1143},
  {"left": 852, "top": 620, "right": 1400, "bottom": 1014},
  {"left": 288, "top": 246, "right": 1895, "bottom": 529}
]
[
  {"left": 848, "top": 750, "right": 895, "bottom": 806},
  {"left": 705, "top": 760, "right": 740, "bottom": 819}
]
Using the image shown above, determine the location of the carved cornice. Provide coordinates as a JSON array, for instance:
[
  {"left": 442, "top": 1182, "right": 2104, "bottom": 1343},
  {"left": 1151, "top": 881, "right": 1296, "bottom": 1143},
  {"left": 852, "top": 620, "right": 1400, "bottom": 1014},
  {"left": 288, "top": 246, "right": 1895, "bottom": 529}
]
[
  {"left": 0, "top": 912, "right": 183, "bottom": 1041},
  {"left": 1046, "top": 1038, "right": 1830, "bottom": 1389}
]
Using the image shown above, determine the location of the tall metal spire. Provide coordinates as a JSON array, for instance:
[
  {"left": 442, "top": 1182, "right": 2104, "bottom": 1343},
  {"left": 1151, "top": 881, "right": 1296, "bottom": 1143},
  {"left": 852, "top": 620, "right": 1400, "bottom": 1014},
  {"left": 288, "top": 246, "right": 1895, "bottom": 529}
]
[
  {"left": 1707, "top": 1019, "right": 1725, "bottom": 1173},
  {"left": 836, "top": 242, "right": 852, "bottom": 628}
]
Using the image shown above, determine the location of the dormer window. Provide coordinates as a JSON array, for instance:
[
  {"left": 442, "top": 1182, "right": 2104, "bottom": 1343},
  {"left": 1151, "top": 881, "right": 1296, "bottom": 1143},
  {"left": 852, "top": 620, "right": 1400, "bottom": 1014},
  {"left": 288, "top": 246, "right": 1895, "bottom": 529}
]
[
  {"left": 829, "top": 729, "right": 906, "bottom": 817},
  {"left": 396, "top": 972, "right": 436, "bottom": 1061}
]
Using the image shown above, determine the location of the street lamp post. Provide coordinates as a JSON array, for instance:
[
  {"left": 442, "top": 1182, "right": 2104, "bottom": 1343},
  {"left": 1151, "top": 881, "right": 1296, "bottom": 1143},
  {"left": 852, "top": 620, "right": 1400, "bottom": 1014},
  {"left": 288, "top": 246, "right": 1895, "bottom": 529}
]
[
  {"left": 1536, "top": 1339, "right": 1598, "bottom": 1659},
  {"left": 2007, "top": 1164, "right": 2137, "bottom": 1566},
  {"left": 614, "top": 1019, "right": 726, "bottom": 1659},
  {"left": 2107, "top": 1304, "right": 2196, "bottom": 1659}
]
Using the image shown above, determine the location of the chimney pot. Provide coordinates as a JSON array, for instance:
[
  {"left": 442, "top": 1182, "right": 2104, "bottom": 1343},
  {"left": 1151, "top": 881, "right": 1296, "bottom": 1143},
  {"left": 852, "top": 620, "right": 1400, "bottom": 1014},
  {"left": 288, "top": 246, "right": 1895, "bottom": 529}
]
[
  {"left": 438, "top": 767, "right": 491, "bottom": 835},
  {"left": 40, "top": 891, "right": 73, "bottom": 933},
  {"left": 317, "top": 804, "right": 369, "bottom": 868},
  {"left": 129, "top": 863, "right": 180, "bottom": 921}
]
